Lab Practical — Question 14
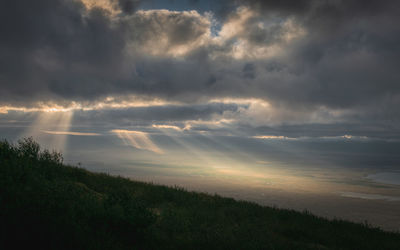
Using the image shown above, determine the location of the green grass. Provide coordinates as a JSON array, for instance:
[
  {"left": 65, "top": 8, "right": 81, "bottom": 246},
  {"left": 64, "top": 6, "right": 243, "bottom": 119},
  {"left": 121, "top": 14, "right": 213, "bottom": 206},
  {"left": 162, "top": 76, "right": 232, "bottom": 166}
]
[{"left": 1, "top": 138, "right": 400, "bottom": 249}]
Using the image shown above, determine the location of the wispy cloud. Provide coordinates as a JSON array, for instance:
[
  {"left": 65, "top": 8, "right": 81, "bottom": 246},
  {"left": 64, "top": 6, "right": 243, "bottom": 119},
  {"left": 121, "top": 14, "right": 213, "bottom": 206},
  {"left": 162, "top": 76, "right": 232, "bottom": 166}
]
[
  {"left": 42, "top": 131, "right": 101, "bottom": 136},
  {"left": 253, "top": 135, "right": 370, "bottom": 141},
  {"left": 152, "top": 124, "right": 186, "bottom": 131},
  {"left": 253, "top": 135, "right": 296, "bottom": 140},
  {"left": 111, "top": 129, "right": 163, "bottom": 154}
]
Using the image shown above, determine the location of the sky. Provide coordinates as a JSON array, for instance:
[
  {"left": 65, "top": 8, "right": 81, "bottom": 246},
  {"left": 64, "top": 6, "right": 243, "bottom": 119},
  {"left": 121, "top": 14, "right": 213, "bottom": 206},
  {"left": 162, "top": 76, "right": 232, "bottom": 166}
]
[{"left": 1, "top": 0, "right": 400, "bottom": 229}]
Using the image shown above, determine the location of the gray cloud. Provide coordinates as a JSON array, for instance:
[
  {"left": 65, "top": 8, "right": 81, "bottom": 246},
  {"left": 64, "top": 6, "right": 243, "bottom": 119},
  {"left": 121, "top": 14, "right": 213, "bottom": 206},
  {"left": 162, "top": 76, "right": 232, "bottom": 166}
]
[
  {"left": 0, "top": 0, "right": 129, "bottom": 105},
  {"left": 0, "top": 0, "right": 399, "bottom": 134},
  {"left": 73, "top": 102, "right": 240, "bottom": 126},
  {"left": 118, "top": 0, "right": 141, "bottom": 14},
  {"left": 0, "top": 102, "right": 241, "bottom": 128}
]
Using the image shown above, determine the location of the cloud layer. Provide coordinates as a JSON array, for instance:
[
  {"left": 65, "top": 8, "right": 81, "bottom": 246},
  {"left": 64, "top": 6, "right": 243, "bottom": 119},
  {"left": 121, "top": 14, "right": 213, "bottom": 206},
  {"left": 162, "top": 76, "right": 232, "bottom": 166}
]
[{"left": 1, "top": 0, "right": 399, "bottom": 134}]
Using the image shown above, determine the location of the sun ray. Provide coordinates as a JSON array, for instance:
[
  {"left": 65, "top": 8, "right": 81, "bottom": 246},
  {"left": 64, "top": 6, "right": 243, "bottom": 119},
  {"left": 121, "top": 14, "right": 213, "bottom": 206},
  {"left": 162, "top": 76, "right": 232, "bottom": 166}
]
[
  {"left": 151, "top": 127, "right": 208, "bottom": 165},
  {"left": 111, "top": 129, "right": 163, "bottom": 154},
  {"left": 151, "top": 126, "right": 246, "bottom": 177},
  {"left": 20, "top": 111, "right": 74, "bottom": 154}
]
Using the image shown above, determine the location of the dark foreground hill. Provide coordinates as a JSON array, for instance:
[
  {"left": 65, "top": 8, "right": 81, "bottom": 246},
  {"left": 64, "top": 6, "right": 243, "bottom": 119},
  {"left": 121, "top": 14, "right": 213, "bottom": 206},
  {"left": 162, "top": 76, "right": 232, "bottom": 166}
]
[{"left": 1, "top": 138, "right": 400, "bottom": 250}]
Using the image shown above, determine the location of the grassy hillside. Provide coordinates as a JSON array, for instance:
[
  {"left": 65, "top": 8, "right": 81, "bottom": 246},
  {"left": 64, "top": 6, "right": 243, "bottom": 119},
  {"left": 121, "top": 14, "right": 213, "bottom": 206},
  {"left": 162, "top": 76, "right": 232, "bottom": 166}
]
[{"left": 1, "top": 138, "right": 400, "bottom": 249}]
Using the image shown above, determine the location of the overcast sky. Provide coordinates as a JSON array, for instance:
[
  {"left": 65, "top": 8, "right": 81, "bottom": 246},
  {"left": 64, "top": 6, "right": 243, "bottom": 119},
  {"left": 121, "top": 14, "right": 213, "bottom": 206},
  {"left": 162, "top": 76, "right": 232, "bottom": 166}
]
[
  {"left": 1, "top": 0, "right": 400, "bottom": 140},
  {"left": 2, "top": 1, "right": 400, "bottom": 229}
]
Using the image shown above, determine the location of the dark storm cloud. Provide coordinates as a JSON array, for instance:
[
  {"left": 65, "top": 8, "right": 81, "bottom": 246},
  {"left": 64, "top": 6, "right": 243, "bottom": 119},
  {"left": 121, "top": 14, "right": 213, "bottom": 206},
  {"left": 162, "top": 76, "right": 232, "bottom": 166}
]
[
  {"left": 240, "top": 0, "right": 393, "bottom": 18},
  {"left": 244, "top": 0, "right": 311, "bottom": 12},
  {"left": 0, "top": 0, "right": 400, "bottom": 131},
  {"left": 0, "top": 0, "right": 216, "bottom": 106},
  {"left": 222, "top": 0, "right": 400, "bottom": 108},
  {"left": 0, "top": 0, "right": 129, "bottom": 105},
  {"left": 124, "top": 9, "right": 210, "bottom": 50},
  {"left": 118, "top": 0, "right": 141, "bottom": 14},
  {"left": 74, "top": 102, "right": 240, "bottom": 126},
  {"left": 242, "top": 63, "right": 255, "bottom": 79}
]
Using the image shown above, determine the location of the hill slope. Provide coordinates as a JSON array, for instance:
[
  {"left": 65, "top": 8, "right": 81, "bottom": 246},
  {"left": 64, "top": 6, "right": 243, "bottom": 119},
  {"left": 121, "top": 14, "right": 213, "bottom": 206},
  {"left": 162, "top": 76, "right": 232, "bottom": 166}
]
[{"left": 1, "top": 138, "right": 400, "bottom": 249}]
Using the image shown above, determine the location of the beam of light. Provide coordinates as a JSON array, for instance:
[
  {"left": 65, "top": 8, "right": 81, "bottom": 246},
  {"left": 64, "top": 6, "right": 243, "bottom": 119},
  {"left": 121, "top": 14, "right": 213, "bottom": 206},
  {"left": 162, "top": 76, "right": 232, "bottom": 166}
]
[
  {"left": 111, "top": 129, "right": 163, "bottom": 154},
  {"left": 152, "top": 125, "right": 261, "bottom": 182},
  {"left": 151, "top": 127, "right": 209, "bottom": 165},
  {"left": 195, "top": 132, "right": 350, "bottom": 193},
  {"left": 250, "top": 132, "right": 362, "bottom": 194},
  {"left": 150, "top": 125, "right": 243, "bottom": 177},
  {"left": 179, "top": 121, "right": 325, "bottom": 190},
  {"left": 42, "top": 131, "right": 100, "bottom": 136},
  {"left": 190, "top": 127, "right": 294, "bottom": 185},
  {"left": 151, "top": 123, "right": 354, "bottom": 194},
  {"left": 196, "top": 132, "right": 254, "bottom": 164},
  {"left": 152, "top": 118, "right": 326, "bottom": 190},
  {"left": 20, "top": 111, "right": 74, "bottom": 153},
  {"left": 253, "top": 134, "right": 316, "bottom": 168}
]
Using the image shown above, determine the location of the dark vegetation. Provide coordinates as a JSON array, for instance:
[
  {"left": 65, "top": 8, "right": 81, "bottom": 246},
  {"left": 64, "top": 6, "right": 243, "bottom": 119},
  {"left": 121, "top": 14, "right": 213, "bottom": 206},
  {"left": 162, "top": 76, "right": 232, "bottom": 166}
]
[{"left": 1, "top": 138, "right": 400, "bottom": 249}]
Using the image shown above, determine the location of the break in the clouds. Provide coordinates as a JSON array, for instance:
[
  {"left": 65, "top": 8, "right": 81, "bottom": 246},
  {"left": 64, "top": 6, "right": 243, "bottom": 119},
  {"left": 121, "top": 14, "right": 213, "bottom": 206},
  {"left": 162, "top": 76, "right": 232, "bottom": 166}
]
[{"left": 0, "top": 0, "right": 400, "bottom": 137}]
